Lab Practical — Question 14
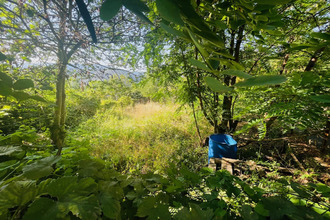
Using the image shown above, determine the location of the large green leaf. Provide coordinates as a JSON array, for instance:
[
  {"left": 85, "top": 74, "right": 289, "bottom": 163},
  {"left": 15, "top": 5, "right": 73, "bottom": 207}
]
[
  {"left": 160, "top": 22, "right": 188, "bottom": 39},
  {"left": 311, "top": 32, "right": 330, "bottom": 41},
  {"left": 22, "top": 197, "right": 65, "bottom": 220},
  {"left": 30, "top": 95, "right": 47, "bottom": 102},
  {"left": 156, "top": 0, "right": 184, "bottom": 26},
  {"left": 234, "top": 75, "right": 287, "bottom": 87},
  {"left": 0, "top": 72, "right": 13, "bottom": 86},
  {"left": 22, "top": 156, "right": 61, "bottom": 180},
  {"left": 123, "top": 0, "right": 149, "bottom": 12},
  {"left": 13, "top": 79, "right": 34, "bottom": 90},
  {"left": 0, "top": 181, "right": 37, "bottom": 209},
  {"left": 188, "top": 30, "right": 209, "bottom": 59},
  {"left": 174, "top": 204, "right": 214, "bottom": 220},
  {"left": 0, "top": 52, "right": 6, "bottom": 61},
  {"left": 189, "top": 59, "right": 212, "bottom": 71},
  {"left": 220, "top": 69, "right": 252, "bottom": 79},
  {"left": 63, "top": 195, "right": 101, "bottom": 220},
  {"left": 261, "top": 196, "right": 298, "bottom": 220},
  {"left": 100, "top": 0, "right": 122, "bottom": 21},
  {"left": 45, "top": 176, "right": 97, "bottom": 200},
  {"left": 123, "top": 0, "right": 153, "bottom": 25},
  {"left": 310, "top": 95, "right": 330, "bottom": 103},
  {"left": 0, "top": 146, "right": 25, "bottom": 159},
  {"left": 136, "top": 196, "right": 171, "bottom": 220},
  {"left": 99, "top": 193, "right": 121, "bottom": 219},
  {"left": 0, "top": 81, "right": 12, "bottom": 96},
  {"left": 204, "top": 77, "right": 233, "bottom": 93},
  {"left": 11, "top": 91, "right": 31, "bottom": 101}
]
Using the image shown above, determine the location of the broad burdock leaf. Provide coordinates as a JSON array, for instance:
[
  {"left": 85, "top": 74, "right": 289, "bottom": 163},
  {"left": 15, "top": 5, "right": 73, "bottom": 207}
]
[
  {"left": 100, "top": 0, "right": 122, "bottom": 21},
  {"left": 45, "top": 176, "right": 97, "bottom": 200},
  {"left": 174, "top": 203, "right": 214, "bottom": 220},
  {"left": 234, "top": 75, "right": 287, "bottom": 87},
  {"left": 136, "top": 196, "right": 171, "bottom": 220},
  {"left": 156, "top": 0, "right": 184, "bottom": 26},
  {"left": 99, "top": 193, "right": 121, "bottom": 219},
  {"left": 64, "top": 195, "right": 101, "bottom": 220},
  {"left": 22, "top": 156, "right": 61, "bottom": 180},
  {"left": 22, "top": 197, "right": 64, "bottom": 220},
  {"left": 204, "top": 77, "right": 233, "bottom": 93},
  {"left": 0, "top": 181, "right": 37, "bottom": 209},
  {"left": 13, "top": 79, "right": 34, "bottom": 90}
]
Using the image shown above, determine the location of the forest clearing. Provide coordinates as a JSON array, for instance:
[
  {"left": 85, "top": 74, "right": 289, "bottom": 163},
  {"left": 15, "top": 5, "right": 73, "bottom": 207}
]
[{"left": 0, "top": 0, "right": 329, "bottom": 219}]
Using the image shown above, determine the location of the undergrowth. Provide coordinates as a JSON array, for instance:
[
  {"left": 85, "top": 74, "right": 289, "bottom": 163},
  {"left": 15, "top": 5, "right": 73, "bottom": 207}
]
[{"left": 71, "top": 102, "right": 211, "bottom": 173}]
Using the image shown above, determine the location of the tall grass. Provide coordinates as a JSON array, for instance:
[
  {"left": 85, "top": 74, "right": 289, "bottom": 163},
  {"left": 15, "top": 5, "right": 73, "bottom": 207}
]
[{"left": 72, "top": 102, "right": 211, "bottom": 173}]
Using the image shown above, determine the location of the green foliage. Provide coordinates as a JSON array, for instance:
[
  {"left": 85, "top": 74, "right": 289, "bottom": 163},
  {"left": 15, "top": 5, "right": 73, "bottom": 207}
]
[{"left": 1, "top": 147, "right": 328, "bottom": 219}]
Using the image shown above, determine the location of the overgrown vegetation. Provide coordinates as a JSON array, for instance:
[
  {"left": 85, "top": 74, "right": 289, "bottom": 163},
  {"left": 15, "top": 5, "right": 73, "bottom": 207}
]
[{"left": 0, "top": 0, "right": 329, "bottom": 219}]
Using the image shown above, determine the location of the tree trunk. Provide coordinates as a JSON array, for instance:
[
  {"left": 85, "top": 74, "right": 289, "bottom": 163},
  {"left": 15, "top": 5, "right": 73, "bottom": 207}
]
[
  {"left": 220, "top": 25, "right": 244, "bottom": 133},
  {"left": 52, "top": 61, "right": 67, "bottom": 156}
]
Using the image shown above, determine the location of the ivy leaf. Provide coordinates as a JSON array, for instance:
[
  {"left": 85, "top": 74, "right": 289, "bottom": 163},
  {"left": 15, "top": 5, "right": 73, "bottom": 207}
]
[
  {"left": 234, "top": 75, "right": 286, "bottom": 87},
  {"left": 99, "top": 193, "right": 121, "bottom": 219},
  {"left": 310, "top": 95, "right": 330, "bottom": 103},
  {"left": 220, "top": 69, "right": 252, "bottom": 79},
  {"left": 100, "top": 0, "right": 122, "bottom": 21},
  {"left": 22, "top": 156, "right": 61, "bottom": 180},
  {"left": 0, "top": 181, "right": 37, "bottom": 209},
  {"left": 22, "top": 197, "right": 65, "bottom": 220},
  {"left": 204, "top": 77, "right": 233, "bottom": 93},
  {"left": 13, "top": 79, "right": 34, "bottom": 90},
  {"left": 156, "top": 0, "right": 184, "bottom": 26}
]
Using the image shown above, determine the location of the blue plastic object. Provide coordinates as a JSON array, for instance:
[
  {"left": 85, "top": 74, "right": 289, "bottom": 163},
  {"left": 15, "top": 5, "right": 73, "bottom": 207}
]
[{"left": 208, "top": 134, "right": 237, "bottom": 162}]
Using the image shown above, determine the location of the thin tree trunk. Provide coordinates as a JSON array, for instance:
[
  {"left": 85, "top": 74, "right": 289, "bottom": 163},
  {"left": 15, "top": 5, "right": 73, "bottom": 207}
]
[{"left": 53, "top": 61, "right": 67, "bottom": 156}]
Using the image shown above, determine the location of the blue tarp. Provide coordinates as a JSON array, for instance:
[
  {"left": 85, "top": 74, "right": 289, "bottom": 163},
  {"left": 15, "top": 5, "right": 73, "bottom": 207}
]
[{"left": 208, "top": 134, "right": 237, "bottom": 162}]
